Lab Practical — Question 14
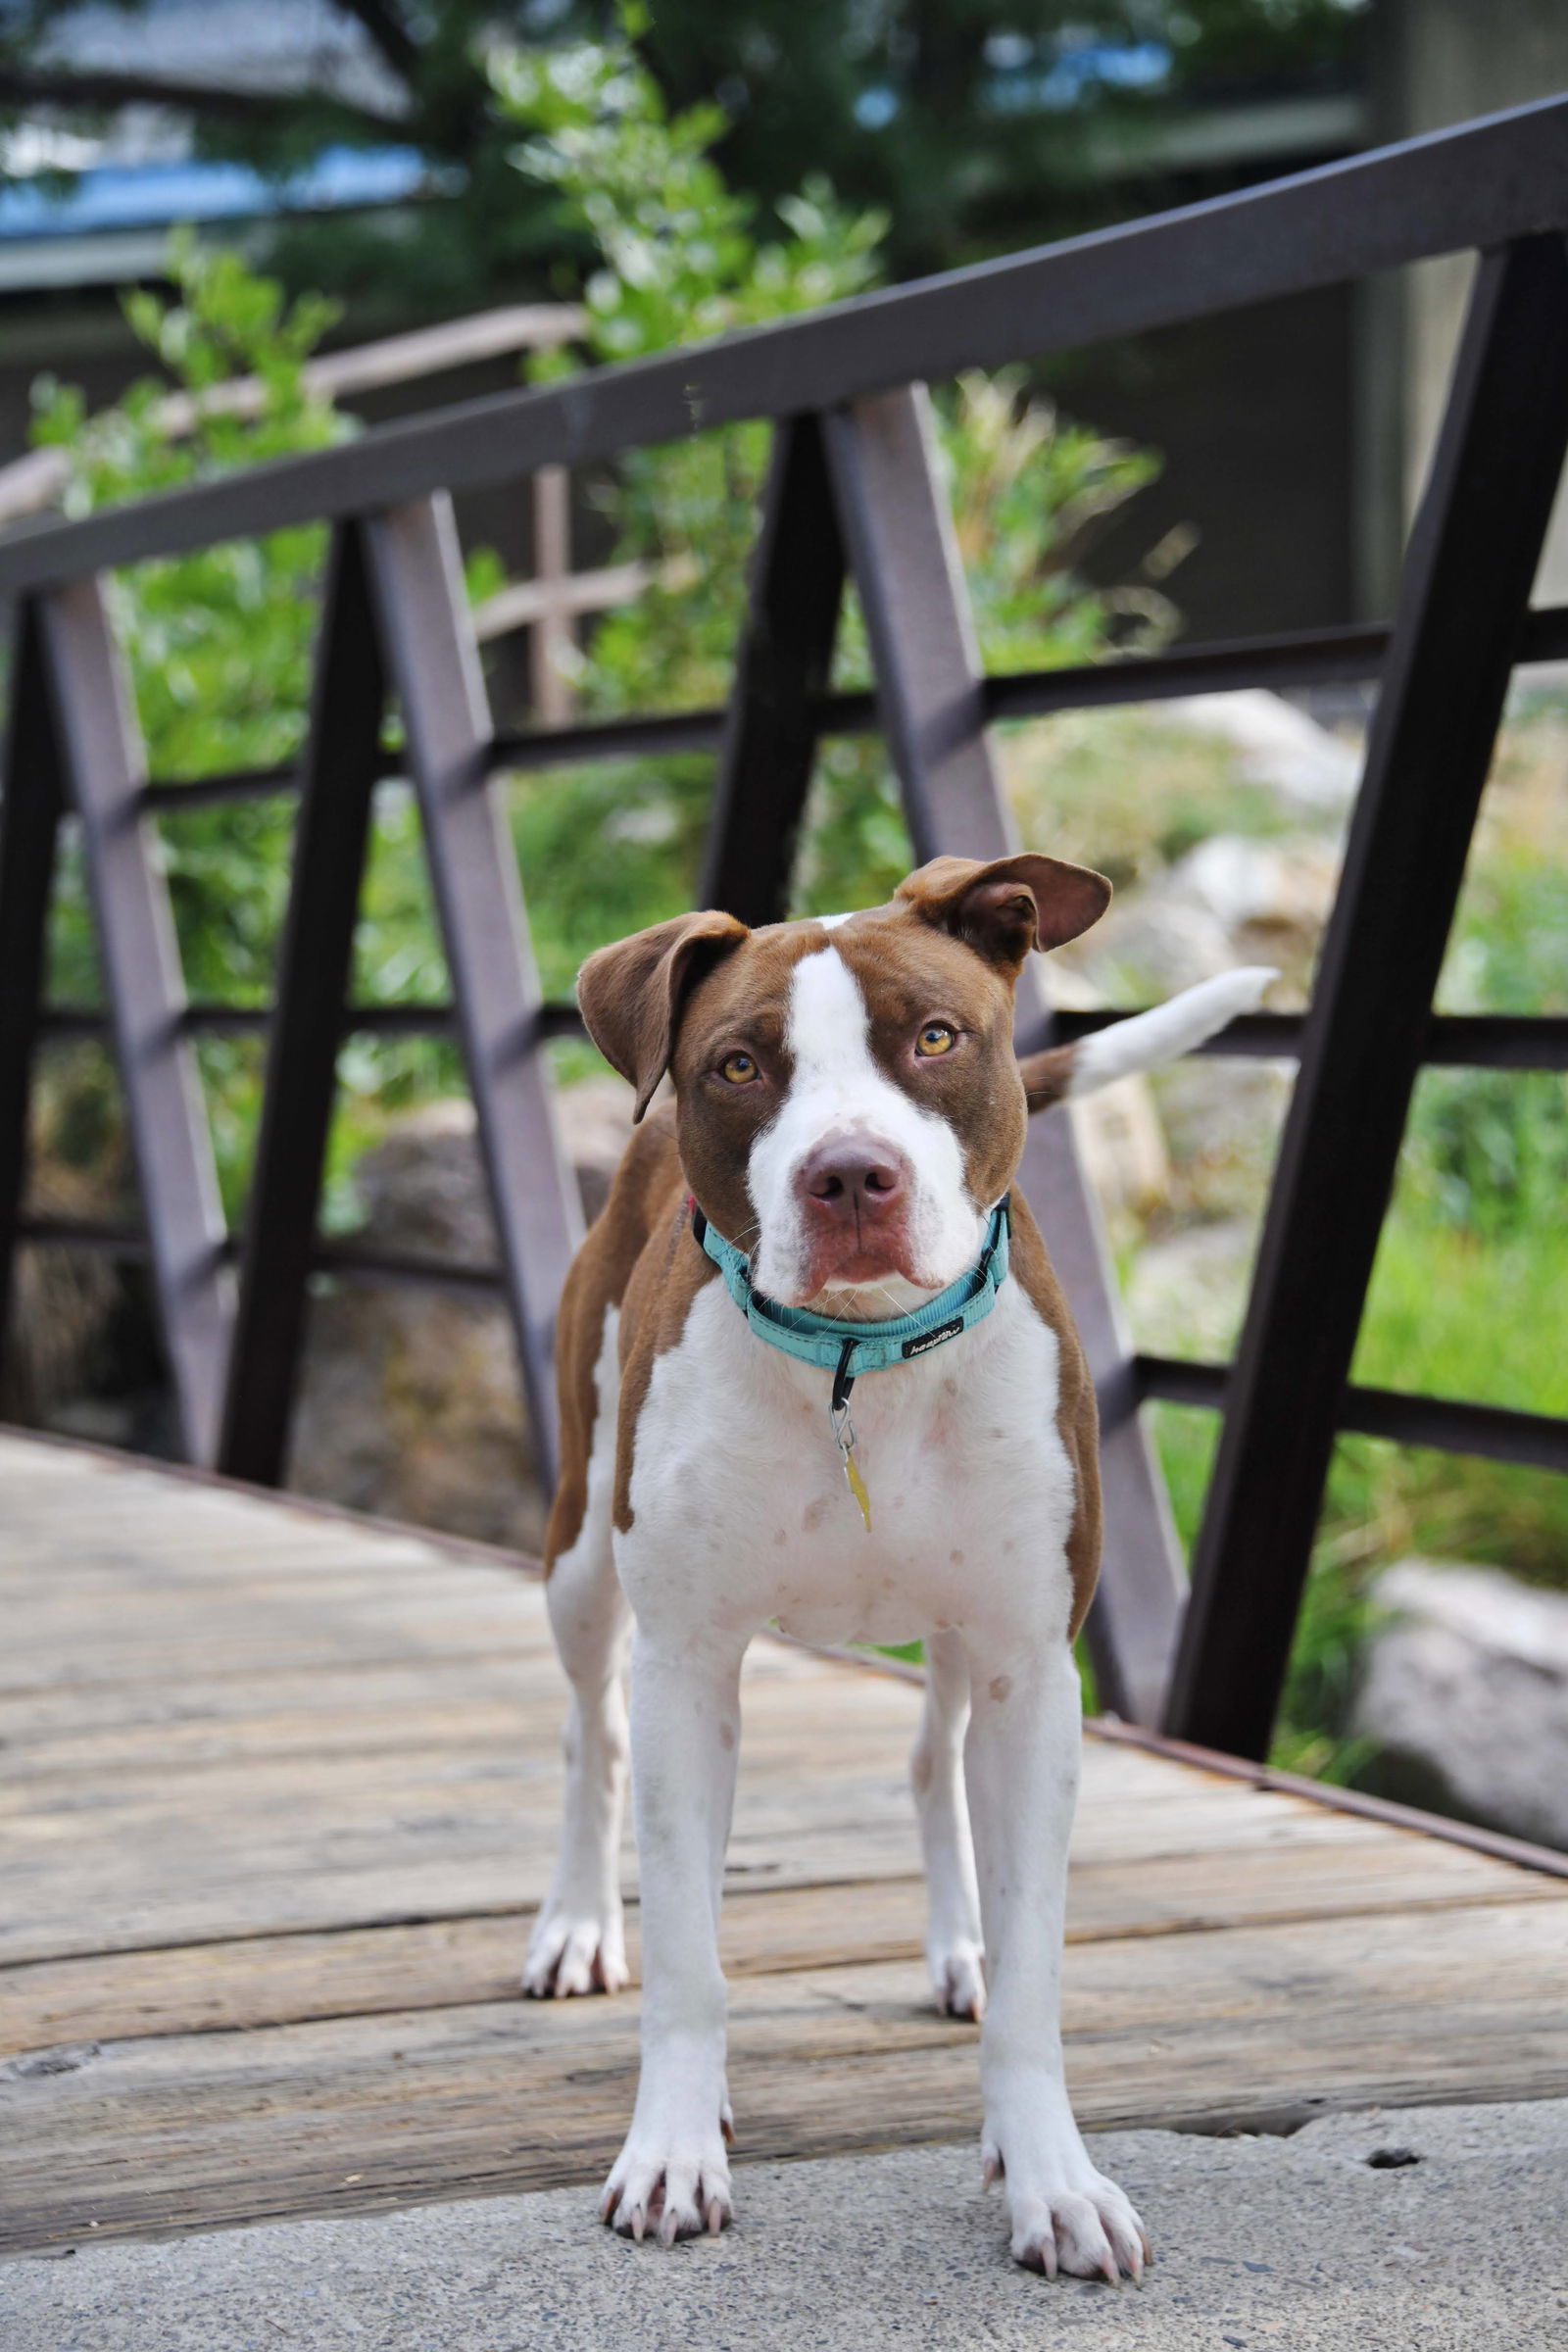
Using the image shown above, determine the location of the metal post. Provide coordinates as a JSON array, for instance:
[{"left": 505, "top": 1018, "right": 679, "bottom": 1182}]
[
  {"left": 1166, "top": 234, "right": 1568, "bottom": 1758},
  {"left": 701, "top": 415, "right": 846, "bottom": 926},
  {"left": 367, "top": 494, "right": 583, "bottom": 1489},
  {"left": 38, "top": 575, "right": 233, "bottom": 1464},
  {"left": 219, "top": 523, "right": 387, "bottom": 1483}
]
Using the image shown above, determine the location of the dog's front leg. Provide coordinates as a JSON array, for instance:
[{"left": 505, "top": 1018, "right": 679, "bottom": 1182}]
[
  {"left": 964, "top": 1635, "right": 1150, "bottom": 2280},
  {"left": 601, "top": 1620, "right": 746, "bottom": 2244}
]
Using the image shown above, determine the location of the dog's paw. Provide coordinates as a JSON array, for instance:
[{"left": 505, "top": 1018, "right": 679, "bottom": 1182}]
[
  {"left": 521, "top": 1903, "right": 628, "bottom": 1998},
  {"left": 600, "top": 2111, "right": 734, "bottom": 2245},
  {"left": 929, "top": 1936, "right": 986, "bottom": 2021},
  {"left": 984, "top": 2138, "right": 1150, "bottom": 2281}
]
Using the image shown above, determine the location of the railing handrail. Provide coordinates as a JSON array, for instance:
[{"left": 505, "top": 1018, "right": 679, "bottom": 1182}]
[{"left": 1, "top": 93, "right": 1565, "bottom": 596}]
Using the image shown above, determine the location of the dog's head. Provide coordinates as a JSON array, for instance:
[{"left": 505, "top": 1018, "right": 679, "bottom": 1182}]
[{"left": 577, "top": 854, "right": 1109, "bottom": 1309}]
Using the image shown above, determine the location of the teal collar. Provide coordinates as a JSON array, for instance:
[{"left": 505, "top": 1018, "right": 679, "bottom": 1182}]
[{"left": 691, "top": 1194, "right": 1011, "bottom": 1415}]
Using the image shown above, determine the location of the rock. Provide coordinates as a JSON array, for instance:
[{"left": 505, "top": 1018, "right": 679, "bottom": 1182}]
[
  {"left": 1087, "top": 832, "right": 1340, "bottom": 1001},
  {"left": 0, "top": 1159, "right": 122, "bottom": 1428},
  {"left": 1068, "top": 1080, "right": 1171, "bottom": 1224},
  {"left": 1123, "top": 1216, "right": 1257, "bottom": 1361},
  {"left": 287, "top": 1079, "right": 636, "bottom": 1553},
  {"left": 1162, "top": 689, "right": 1362, "bottom": 810},
  {"left": 1149, "top": 1054, "right": 1294, "bottom": 1223},
  {"left": 1354, "top": 1562, "right": 1568, "bottom": 1849}
]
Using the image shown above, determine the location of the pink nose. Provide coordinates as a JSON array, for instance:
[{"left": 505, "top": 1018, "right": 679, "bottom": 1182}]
[{"left": 797, "top": 1140, "right": 907, "bottom": 1225}]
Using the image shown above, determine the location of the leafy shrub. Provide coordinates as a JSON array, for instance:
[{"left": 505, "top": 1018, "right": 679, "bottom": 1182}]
[{"left": 492, "top": 14, "right": 1172, "bottom": 989}]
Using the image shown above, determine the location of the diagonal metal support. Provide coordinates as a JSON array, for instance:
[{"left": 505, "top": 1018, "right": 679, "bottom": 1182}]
[
  {"left": 219, "top": 522, "right": 387, "bottom": 1484},
  {"left": 1166, "top": 234, "right": 1568, "bottom": 1759},
  {"left": 702, "top": 415, "right": 846, "bottom": 927},
  {"left": 0, "top": 602, "right": 67, "bottom": 1387},
  {"left": 823, "top": 383, "right": 1187, "bottom": 1724},
  {"left": 366, "top": 494, "right": 583, "bottom": 1490},
  {"left": 37, "top": 575, "right": 233, "bottom": 1464}
]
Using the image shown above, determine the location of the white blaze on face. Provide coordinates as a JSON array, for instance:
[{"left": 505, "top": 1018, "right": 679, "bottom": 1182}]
[{"left": 746, "top": 944, "right": 986, "bottom": 1304}]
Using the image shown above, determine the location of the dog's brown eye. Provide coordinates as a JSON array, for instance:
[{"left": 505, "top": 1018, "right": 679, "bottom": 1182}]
[
  {"left": 915, "top": 1023, "right": 956, "bottom": 1057},
  {"left": 719, "top": 1051, "right": 759, "bottom": 1085}
]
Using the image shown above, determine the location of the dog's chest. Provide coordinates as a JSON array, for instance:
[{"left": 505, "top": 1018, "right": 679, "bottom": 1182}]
[{"left": 619, "top": 1277, "right": 1080, "bottom": 1647}]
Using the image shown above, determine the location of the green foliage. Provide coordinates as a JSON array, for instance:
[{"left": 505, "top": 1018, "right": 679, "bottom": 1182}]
[
  {"left": 493, "top": 17, "right": 1171, "bottom": 981},
  {"left": 29, "top": 43, "right": 1169, "bottom": 1203},
  {"left": 1149, "top": 1067, "right": 1568, "bottom": 1784},
  {"left": 1402, "top": 832, "right": 1568, "bottom": 1239},
  {"left": 28, "top": 235, "right": 461, "bottom": 1213},
  {"left": 32, "top": 230, "right": 344, "bottom": 1015}
]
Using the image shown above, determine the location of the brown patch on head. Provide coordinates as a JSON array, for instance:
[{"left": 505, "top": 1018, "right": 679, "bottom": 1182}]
[
  {"left": 577, "top": 908, "right": 750, "bottom": 1119},
  {"left": 896, "top": 853, "right": 1110, "bottom": 970}
]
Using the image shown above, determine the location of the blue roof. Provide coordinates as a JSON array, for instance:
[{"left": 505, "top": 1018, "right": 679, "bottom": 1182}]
[{"left": 0, "top": 146, "right": 428, "bottom": 241}]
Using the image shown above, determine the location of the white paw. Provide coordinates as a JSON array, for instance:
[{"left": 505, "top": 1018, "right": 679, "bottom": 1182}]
[
  {"left": 929, "top": 1937, "right": 987, "bottom": 2021},
  {"left": 521, "top": 1904, "right": 628, "bottom": 1998},
  {"left": 984, "top": 2140, "right": 1151, "bottom": 2281},
  {"left": 600, "top": 2106, "right": 734, "bottom": 2244}
]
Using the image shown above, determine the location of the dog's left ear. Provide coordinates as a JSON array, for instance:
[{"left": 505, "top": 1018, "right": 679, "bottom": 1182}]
[
  {"left": 577, "top": 908, "right": 750, "bottom": 1120},
  {"left": 896, "top": 853, "right": 1111, "bottom": 971}
]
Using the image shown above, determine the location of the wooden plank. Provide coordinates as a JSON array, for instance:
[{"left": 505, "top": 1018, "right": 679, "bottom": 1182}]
[
  {"left": 4, "top": 1728, "right": 1554, "bottom": 1971},
  {"left": 4, "top": 1432, "right": 1565, "bottom": 2265},
  {"left": 366, "top": 495, "right": 583, "bottom": 1487},
  {"left": 9, "top": 1824, "right": 1563, "bottom": 2061},
  {"left": 821, "top": 384, "right": 1185, "bottom": 1726},
  {"left": 4, "top": 1898, "right": 1565, "bottom": 2254},
  {"left": 36, "top": 580, "right": 234, "bottom": 1464},
  {"left": 1170, "top": 234, "right": 1568, "bottom": 1757},
  {"left": 526, "top": 465, "right": 574, "bottom": 725},
  {"left": 0, "top": 1629, "right": 867, "bottom": 1752},
  {"left": 0, "top": 307, "right": 586, "bottom": 526}
]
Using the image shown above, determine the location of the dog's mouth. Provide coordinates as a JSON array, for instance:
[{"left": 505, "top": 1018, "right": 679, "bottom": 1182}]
[{"left": 788, "top": 1227, "right": 928, "bottom": 1307}]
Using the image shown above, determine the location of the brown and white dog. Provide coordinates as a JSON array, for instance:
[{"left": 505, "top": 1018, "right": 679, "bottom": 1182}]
[{"left": 525, "top": 851, "right": 1271, "bottom": 2278}]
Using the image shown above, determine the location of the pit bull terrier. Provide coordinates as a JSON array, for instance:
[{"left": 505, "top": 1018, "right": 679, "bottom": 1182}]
[{"left": 525, "top": 849, "right": 1271, "bottom": 2279}]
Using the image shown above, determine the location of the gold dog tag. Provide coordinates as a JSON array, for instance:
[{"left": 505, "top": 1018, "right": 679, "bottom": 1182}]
[
  {"left": 830, "top": 1397, "right": 873, "bottom": 1534},
  {"left": 843, "top": 1446, "right": 873, "bottom": 1534}
]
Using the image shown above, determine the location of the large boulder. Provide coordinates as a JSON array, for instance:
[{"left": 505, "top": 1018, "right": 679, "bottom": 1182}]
[
  {"left": 1086, "top": 831, "right": 1340, "bottom": 1002},
  {"left": 287, "top": 1080, "right": 635, "bottom": 1552},
  {"left": 1353, "top": 1562, "right": 1568, "bottom": 1851}
]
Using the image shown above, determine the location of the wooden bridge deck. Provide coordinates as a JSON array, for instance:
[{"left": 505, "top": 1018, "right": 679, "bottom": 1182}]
[{"left": 3, "top": 1427, "right": 1566, "bottom": 2257}]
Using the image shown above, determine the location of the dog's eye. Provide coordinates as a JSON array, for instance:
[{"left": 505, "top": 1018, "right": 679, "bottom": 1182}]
[
  {"left": 719, "top": 1051, "right": 760, "bottom": 1085},
  {"left": 914, "top": 1023, "right": 956, "bottom": 1057}
]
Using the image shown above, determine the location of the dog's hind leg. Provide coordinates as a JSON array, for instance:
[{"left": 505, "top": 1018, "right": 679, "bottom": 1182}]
[
  {"left": 912, "top": 1627, "right": 986, "bottom": 2020},
  {"left": 523, "top": 1306, "right": 632, "bottom": 1997}
]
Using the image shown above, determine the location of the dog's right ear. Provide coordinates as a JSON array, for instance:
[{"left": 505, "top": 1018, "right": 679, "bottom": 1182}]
[{"left": 577, "top": 909, "right": 750, "bottom": 1120}]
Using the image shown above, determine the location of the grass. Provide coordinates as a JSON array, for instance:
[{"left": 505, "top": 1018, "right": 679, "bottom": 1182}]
[{"left": 1147, "top": 1194, "right": 1568, "bottom": 1781}]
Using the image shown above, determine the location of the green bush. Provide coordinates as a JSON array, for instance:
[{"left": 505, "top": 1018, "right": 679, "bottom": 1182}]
[
  {"left": 492, "top": 14, "right": 1171, "bottom": 989},
  {"left": 29, "top": 236, "right": 470, "bottom": 1217}
]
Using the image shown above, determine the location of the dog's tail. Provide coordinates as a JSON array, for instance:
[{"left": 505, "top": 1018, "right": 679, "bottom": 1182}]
[{"left": 1018, "top": 966, "right": 1277, "bottom": 1114}]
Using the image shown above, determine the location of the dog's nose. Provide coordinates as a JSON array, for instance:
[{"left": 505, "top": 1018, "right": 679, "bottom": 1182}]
[{"left": 797, "top": 1140, "right": 907, "bottom": 1223}]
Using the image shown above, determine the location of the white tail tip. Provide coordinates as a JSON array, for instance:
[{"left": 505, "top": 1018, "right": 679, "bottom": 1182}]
[{"left": 1069, "top": 966, "right": 1278, "bottom": 1098}]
